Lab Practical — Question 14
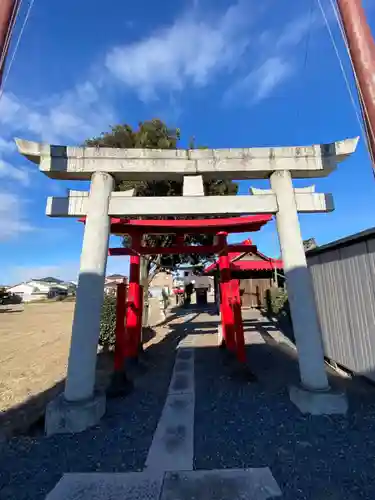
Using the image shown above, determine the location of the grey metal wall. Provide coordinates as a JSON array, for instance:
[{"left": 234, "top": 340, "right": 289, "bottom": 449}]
[{"left": 307, "top": 237, "right": 375, "bottom": 382}]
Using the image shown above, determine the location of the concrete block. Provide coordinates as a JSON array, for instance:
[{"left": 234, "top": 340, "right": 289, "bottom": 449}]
[
  {"left": 145, "top": 393, "right": 195, "bottom": 472},
  {"left": 161, "top": 468, "right": 282, "bottom": 500},
  {"left": 45, "top": 392, "right": 106, "bottom": 436},
  {"left": 45, "top": 472, "right": 164, "bottom": 500},
  {"left": 289, "top": 385, "right": 348, "bottom": 415},
  {"left": 217, "top": 325, "right": 224, "bottom": 346},
  {"left": 182, "top": 175, "right": 204, "bottom": 196}
]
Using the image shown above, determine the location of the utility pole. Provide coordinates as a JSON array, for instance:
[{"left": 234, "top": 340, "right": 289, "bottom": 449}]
[
  {"left": 337, "top": 0, "right": 375, "bottom": 168},
  {"left": 0, "top": 0, "right": 17, "bottom": 87}
]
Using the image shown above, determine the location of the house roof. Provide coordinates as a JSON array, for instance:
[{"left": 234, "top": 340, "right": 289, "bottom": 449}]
[
  {"left": 104, "top": 282, "right": 121, "bottom": 289},
  {"left": 37, "top": 276, "right": 63, "bottom": 284},
  {"left": 204, "top": 239, "right": 283, "bottom": 273}
]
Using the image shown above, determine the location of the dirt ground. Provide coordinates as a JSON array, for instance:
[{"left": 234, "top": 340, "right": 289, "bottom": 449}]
[
  {"left": 0, "top": 299, "right": 182, "bottom": 440},
  {"left": 0, "top": 301, "right": 75, "bottom": 438}
]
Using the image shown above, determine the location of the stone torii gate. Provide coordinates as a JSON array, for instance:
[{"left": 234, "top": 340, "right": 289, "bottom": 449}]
[{"left": 16, "top": 137, "right": 358, "bottom": 435}]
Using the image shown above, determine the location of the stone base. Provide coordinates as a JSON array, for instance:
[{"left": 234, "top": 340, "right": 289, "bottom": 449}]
[
  {"left": 217, "top": 325, "right": 226, "bottom": 348},
  {"left": 289, "top": 385, "right": 348, "bottom": 415},
  {"left": 45, "top": 392, "right": 106, "bottom": 436}
]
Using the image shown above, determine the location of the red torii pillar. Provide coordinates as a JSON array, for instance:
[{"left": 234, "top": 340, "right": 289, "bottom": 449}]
[
  {"left": 108, "top": 282, "right": 134, "bottom": 397},
  {"left": 126, "top": 252, "right": 143, "bottom": 359},
  {"left": 114, "top": 282, "right": 127, "bottom": 371},
  {"left": 217, "top": 232, "right": 247, "bottom": 365},
  {"left": 217, "top": 233, "right": 236, "bottom": 352}
]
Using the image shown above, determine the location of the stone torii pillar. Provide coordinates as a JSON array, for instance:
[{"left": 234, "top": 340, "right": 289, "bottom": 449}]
[
  {"left": 46, "top": 171, "right": 114, "bottom": 434},
  {"left": 269, "top": 175, "right": 329, "bottom": 391},
  {"left": 251, "top": 181, "right": 348, "bottom": 414}
]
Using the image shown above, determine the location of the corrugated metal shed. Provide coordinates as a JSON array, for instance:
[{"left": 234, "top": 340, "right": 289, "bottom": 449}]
[{"left": 306, "top": 227, "right": 375, "bottom": 382}]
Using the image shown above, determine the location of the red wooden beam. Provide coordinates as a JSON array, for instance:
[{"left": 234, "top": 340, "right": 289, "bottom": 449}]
[
  {"left": 111, "top": 215, "right": 271, "bottom": 235},
  {"left": 80, "top": 215, "right": 272, "bottom": 235},
  {"left": 108, "top": 244, "right": 257, "bottom": 257}
]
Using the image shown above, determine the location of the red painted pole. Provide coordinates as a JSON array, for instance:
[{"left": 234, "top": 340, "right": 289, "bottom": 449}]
[
  {"left": 114, "top": 283, "right": 127, "bottom": 371},
  {"left": 137, "top": 284, "right": 144, "bottom": 350},
  {"left": 231, "top": 280, "right": 246, "bottom": 364},
  {"left": 337, "top": 0, "right": 375, "bottom": 168},
  {"left": 129, "top": 254, "right": 140, "bottom": 283},
  {"left": 217, "top": 233, "right": 236, "bottom": 351},
  {"left": 0, "top": 0, "right": 17, "bottom": 87},
  {"left": 125, "top": 254, "right": 142, "bottom": 358}
]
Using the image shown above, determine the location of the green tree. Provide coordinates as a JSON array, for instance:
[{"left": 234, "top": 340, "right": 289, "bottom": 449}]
[{"left": 85, "top": 119, "right": 238, "bottom": 269}]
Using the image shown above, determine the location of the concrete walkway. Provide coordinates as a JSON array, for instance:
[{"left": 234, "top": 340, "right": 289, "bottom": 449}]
[{"left": 2, "top": 309, "right": 375, "bottom": 499}]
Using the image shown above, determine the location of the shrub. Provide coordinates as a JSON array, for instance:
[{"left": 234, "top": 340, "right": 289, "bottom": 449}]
[
  {"left": 99, "top": 295, "right": 116, "bottom": 347},
  {"left": 265, "top": 287, "right": 293, "bottom": 341},
  {"left": 266, "top": 287, "right": 289, "bottom": 317}
]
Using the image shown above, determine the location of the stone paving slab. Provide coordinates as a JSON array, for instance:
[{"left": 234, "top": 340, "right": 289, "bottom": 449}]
[
  {"left": 145, "top": 391, "right": 195, "bottom": 473},
  {"left": 45, "top": 468, "right": 282, "bottom": 500},
  {"left": 145, "top": 336, "right": 195, "bottom": 473},
  {"left": 45, "top": 472, "right": 164, "bottom": 500},
  {"left": 161, "top": 468, "right": 282, "bottom": 500}
]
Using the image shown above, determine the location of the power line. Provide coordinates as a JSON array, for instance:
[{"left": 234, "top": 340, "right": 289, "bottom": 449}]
[
  {"left": 303, "top": 0, "right": 315, "bottom": 71},
  {"left": 295, "top": 0, "right": 315, "bottom": 124}
]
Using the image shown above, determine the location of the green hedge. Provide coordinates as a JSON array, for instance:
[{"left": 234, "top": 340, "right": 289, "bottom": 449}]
[
  {"left": 99, "top": 295, "right": 117, "bottom": 347},
  {"left": 265, "top": 287, "right": 290, "bottom": 319},
  {"left": 265, "top": 287, "right": 294, "bottom": 341}
]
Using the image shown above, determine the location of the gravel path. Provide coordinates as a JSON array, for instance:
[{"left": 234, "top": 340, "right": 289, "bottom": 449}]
[
  {"left": 3, "top": 308, "right": 375, "bottom": 499},
  {"left": 194, "top": 310, "right": 375, "bottom": 499}
]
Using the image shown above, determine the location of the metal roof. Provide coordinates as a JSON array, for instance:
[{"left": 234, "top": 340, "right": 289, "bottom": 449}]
[{"left": 306, "top": 227, "right": 375, "bottom": 256}]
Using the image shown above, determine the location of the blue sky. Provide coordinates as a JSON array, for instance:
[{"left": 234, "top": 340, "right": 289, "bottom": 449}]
[{"left": 1, "top": 0, "right": 375, "bottom": 284}]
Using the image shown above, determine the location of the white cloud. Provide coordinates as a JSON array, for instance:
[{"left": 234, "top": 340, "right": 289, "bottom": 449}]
[
  {"left": 0, "top": 192, "right": 36, "bottom": 241},
  {"left": 0, "top": 159, "right": 30, "bottom": 185},
  {"left": 225, "top": 9, "right": 323, "bottom": 104},
  {"left": 105, "top": 1, "right": 250, "bottom": 101},
  {"left": 5, "top": 257, "right": 130, "bottom": 285},
  {"left": 0, "top": 137, "right": 16, "bottom": 153},
  {"left": 227, "top": 57, "right": 293, "bottom": 104},
  {"left": 276, "top": 13, "right": 319, "bottom": 50},
  {"left": 0, "top": 81, "right": 115, "bottom": 144},
  {"left": 7, "top": 262, "right": 79, "bottom": 284}
]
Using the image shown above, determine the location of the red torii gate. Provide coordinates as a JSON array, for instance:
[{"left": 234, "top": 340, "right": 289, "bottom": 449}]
[
  {"left": 111, "top": 216, "right": 269, "bottom": 359},
  {"left": 82, "top": 215, "right": 272, "bottom": 391}
]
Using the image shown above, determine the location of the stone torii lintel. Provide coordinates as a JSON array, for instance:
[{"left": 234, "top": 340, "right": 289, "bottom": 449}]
[
  {"left": 15, "top": 137, "right": 359, "bottom": 181},
  {"left": 250, "top": 185, "right": 316, "bottom": 195},
  {"left": 45, "top": 191, "right": 334, "bottom": 217}
]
